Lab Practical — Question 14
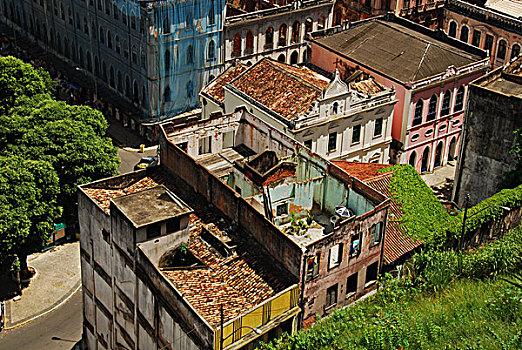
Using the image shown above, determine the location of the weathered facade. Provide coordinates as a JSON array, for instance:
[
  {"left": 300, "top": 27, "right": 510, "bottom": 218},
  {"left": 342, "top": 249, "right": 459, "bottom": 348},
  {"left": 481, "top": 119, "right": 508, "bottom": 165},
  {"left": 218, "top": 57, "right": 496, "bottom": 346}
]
[
  {"left": 201, "top": 58, "right": 396, "bottom": 163},
  {"left": 309, "top": 14, "right": 489, "bottom": 173},
  {"left": 453, "top": 56, "right": 522, "bottom": 207},
  {"left": 224, "top": 0, "right": 334, "bottom": 66},
  {"left": 160, "top": 108, "right": 390, "bottom": 328},
  {"left": 444, "top": 0, "right": 522, "bottom": 68},
  {"left": 1, "top": 0, "right": 224, "bottom": 126}
]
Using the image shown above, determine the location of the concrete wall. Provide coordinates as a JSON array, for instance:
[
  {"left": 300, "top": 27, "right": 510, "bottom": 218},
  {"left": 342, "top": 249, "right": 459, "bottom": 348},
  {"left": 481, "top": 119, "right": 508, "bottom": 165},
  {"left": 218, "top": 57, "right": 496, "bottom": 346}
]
[{"left": 453, "top": 82, "right": 522, "bottom": 206}]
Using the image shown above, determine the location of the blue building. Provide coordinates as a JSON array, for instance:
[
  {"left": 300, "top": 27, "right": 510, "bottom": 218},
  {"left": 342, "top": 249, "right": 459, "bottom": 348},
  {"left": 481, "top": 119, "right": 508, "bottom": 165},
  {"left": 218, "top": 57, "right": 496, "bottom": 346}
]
[{"left": 1, "top": 0, "right": 225, "bottom": 128}]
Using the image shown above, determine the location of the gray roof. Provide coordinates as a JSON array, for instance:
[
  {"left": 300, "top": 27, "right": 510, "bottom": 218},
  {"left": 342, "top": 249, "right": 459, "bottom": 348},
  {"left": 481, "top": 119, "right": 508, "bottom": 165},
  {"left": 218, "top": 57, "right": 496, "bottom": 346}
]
[
  {"left": 112, "top": 186, "right": 192, "bottom": 228},
  {"left": 315, "top": 20, "right": 484, "bottom": 84}
]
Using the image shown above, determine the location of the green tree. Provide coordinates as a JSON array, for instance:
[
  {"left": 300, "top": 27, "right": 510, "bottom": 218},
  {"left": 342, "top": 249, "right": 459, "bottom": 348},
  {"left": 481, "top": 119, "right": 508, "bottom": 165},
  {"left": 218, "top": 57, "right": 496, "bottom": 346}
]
[
  {"left": 0, "top": 156, "right": 61, "bottom": 276},
  {"left": 0, "top": 56, "right": 55, "bottom": 114}
]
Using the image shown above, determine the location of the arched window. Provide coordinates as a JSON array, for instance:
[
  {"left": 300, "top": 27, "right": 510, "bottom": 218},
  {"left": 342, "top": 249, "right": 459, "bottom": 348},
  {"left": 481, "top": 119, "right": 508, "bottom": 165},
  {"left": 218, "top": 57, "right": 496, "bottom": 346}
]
[
  {"left": 125, "top": 75, "right": 130, "bottom": 97},
  {"left": 208, "top": 40, "right": 215, "bottom": 61},
  {"left": 187, "top": 45, "right": 194, "bottom": 64},
  {"left": 427, "top": 95, "right": 437, "bottom": 121},
  {"left": 165, "top": 49, "right": 170, "bottom": 70},
  {"left": 291, "top": 21, "right": 300, "bottom": 44},
  {"left": 131, "top": 12, "right": 136, "bottom": 30},
  {"left": 511, "top": 43, "right": 521, "bottom": 60},
  {"left": 246, "top": 32, "right": 254, "bottom": 54},
  {"left": 164, "top": 86, "right": 171, "bottom": 102},
  {"left": 233, "top": 34, "right": 241, "bottom": 57},
  {"left": 133, "top": 80, "right": 139, "bottom": 104},
  {"left": 305, "top": 18, "right": 313, "bottom": 34},
  {"left": 441, "top": 90, "right": 452, "bottom": 116},
  {"left": 105, "top": 0, "right": 110, "bottom": 15},
  {"left": 115, "top": 35, "right": 120, "bottom": 54},
  {"left": 60, "top": 4, "right": 65, "bottom": 20},
  {"left": 460, "top": 26, "right": 469, "bottom": 43},
  {"left": 497, "top": 39, "right": 507, "bottom": 60},
  {"left": 409, "top": 151, "right": 417, "bottom": 168},
  {"left": 278, "top": 54, "right": 285, "bottom": 63},
  {"left": 78, "top": 46, "right": 83, "bottom": 66},
  {"left": 163, "top": 15, "right": 170, "bottom": 34},
  {"left": 57, "top": 33, "right": 62, "bottom": 55},
  {"left": 421, "top": 147, "right": 430, "bottom": 173},
  {"left": 122, "top": 9, "right": 127, "bottom": 26},
  {"left": 123, "top": 40, "right": 129, "bottom": 58},
  {"left": 278, "top": 24, "right": 287, "bottom": 47},
  {"left": 109, "top": 65, "right": 115, "bottom": 87},
  {"left": 64, "top": 37, "right": 70, "bottom": 58},
  {"left": 87, "top": 51, "right": 92, "bottom": 72},
  {"left": 107, "top": 30, "right": 112, "bottom": 49},
  {"left": 94, "top": 56, "right": 99, "bottom": 76},
  {"left": 454, "top": 86, "right": 465, "bottom": 111},
  {"left": 413, "top": 100, "right": 423, "bottom": 126},
  {"left": 208, "top": 6, "right": 215, "bottom": 26},
  {"left": 132, "top": 45, "right": 137, "bottom": 64},
  {"left": 99, "top": 26, "right": 104, "bottom": 44},
  {"left": 186, "top": 12, "right": 193, "bottom": 29},
  {"left": 290, "top": 50, "right": 298, "bottom": 65},
  {"left": 83, "top": 17, "right": 89, "bottom": 35},
  {"left": 187, "top": 80, "right": 194, "bottom": 99},
  {"left": 113, "top": 4, "right": 118, "bottom": 20},
  {"left": 102, "top": 61, "right": 107, "bottom": 82},
  {"left": 332, "top": 102, "right": 339, "bottom": 114},
  {"left": 117, "top": 71, "right": 122, "bottom": 92},
  {"left": 91, "top": 21, "right": 96, "bottom": 39},
  {"left": 76, "top": 13, "right": 81, "bottom": 30},
  {"left": 68, "top": 8, "right": 73, "bottom": 25},
  {"left": 265, "top": 27, "right": 274, "bottom": 49}
]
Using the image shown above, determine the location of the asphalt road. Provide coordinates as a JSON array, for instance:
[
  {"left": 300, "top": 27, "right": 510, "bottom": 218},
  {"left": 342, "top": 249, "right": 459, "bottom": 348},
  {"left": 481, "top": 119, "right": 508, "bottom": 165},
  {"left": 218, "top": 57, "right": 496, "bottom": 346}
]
[
  {"left": 0, "top": 290, "right": 82, "bottom": 350},
  {"left": 118, "top": 148, "right": 157, "bottom": 174}
]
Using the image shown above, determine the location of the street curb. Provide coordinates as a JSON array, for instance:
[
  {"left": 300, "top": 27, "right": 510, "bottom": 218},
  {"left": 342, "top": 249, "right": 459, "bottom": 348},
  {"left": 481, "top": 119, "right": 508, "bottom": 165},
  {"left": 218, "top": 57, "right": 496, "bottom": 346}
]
[{"left": 4, "top": 281, "right": 82, "bottom": 330}]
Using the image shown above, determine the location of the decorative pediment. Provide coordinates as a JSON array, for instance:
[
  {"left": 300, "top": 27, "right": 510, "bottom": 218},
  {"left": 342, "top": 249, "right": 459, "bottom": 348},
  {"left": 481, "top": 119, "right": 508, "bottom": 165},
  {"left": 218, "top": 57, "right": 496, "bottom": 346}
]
[{"left": 323, "top": 69, "right": 349, "bottom": 99}]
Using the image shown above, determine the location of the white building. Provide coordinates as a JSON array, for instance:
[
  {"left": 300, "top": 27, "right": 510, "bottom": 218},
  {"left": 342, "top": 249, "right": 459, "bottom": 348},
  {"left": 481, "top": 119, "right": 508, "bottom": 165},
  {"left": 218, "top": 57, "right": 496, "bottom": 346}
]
[{"left": 201, "top": 58, "right": 396, "bottom": 163}]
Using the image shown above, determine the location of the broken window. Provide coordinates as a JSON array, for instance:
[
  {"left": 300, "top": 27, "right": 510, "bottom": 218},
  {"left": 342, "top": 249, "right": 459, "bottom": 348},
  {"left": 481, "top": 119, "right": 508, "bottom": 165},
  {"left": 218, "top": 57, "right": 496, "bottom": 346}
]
[
  {"left": 370, "top": 222, "right": 383, "bottom": 246},
  {"left": 350, "top": 233, "right": 361, "bottom": 257},
  {"left": 328, "top": 243, "right": 343, "bottom": 269},
  {"left": 326, "top": 284, "right": 338, "bottom": 308},
  {"left": 347, "top": 272, "right": 358, "bottom": 295},
  {"left": 306, "top": 254, "right": 320, "bottom": 281},
  {"left": 199, "top": 136, "right": 212, "bottom": 155}
]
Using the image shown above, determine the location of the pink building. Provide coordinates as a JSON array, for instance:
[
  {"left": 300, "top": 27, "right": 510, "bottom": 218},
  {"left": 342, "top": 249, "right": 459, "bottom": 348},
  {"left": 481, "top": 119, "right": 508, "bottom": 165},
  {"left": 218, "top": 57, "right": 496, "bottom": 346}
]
[{"left": 309, "top": 14, "right": 489, "bottom": 173}]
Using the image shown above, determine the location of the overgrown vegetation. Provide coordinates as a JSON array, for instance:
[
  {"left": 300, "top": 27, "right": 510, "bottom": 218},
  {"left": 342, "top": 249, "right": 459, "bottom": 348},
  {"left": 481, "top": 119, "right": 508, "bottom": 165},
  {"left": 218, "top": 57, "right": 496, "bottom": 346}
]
[
  {"left": 0, "top": 56, "right": 119, "bottom": 275},
  {"left": 261, "top": 228, "right": 522, "bottom": 349}
]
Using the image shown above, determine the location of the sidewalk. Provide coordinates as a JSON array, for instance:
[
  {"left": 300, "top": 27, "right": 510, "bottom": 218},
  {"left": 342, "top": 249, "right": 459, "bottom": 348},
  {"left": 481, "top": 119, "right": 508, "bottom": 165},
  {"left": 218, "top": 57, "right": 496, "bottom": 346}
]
[{"left": 5, "top": 242, "right": 81, "bottom": 329}]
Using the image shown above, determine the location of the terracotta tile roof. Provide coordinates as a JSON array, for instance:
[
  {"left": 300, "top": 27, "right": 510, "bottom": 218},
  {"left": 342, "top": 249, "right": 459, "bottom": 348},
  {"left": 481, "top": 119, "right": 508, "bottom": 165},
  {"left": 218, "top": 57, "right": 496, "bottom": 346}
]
[
  {"left": 151, "top": 172, "right": 291, "bottom": 328},
  {"left": 349, "top": 79, "right": 385, "bottom": 95},
  {"left": 202, "top": 63, "right": 248, "bottom": 105},
  {"left": 263, "top": 167, "right": 296, "bottom": 186},
  {"left": 364, "top": 173, "right": 423, "bottom": 265},
  {"left": 332, "top": 161, "right": 389, "bottom": 181},
  {"left": 83, "top": 177, "right": 160, "bottom": 214},
  {"left": 230, "top": 58, "right": 330, "bottom": 120}
]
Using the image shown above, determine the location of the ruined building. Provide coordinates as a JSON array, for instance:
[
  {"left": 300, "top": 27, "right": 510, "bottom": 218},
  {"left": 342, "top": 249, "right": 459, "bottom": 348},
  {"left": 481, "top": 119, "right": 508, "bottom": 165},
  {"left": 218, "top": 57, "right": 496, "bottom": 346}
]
[
  {"left": 453, "top": 56, "right": 522, "bottom": 207},
  {"left": 200, "top": 58, "right": 397, "bottom": 163}
]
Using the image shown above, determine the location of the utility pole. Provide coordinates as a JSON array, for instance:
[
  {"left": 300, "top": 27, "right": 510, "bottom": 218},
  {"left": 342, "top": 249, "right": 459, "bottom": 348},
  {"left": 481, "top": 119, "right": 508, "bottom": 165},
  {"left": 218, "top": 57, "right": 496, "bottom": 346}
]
[{"left": 459, "top": 194, "right": 471, "bottom": 250}]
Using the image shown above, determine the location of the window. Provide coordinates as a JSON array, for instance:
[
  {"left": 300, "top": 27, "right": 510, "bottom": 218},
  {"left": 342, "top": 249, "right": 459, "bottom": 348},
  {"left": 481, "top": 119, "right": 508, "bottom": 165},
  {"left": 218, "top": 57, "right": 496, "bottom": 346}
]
[
  {"left": 187, "top": 45, "right": 194, "bottom": 64},
  {"left": 347, "top": 272, "right": 358, "bottom": 295},
  {"left": 115, "top": 35, "right": 121, "bottom": 54},
  {"left": 326, "top": 284, "right": 338, "bottom": 308},
  {"left": 208, "top": 40, "right": 215, "bottom": 61},
  {"left": 374, "top": 118, "right": 383, "bottom": 137},
  {"left": 223, "top": 130, "right": 234, "bottom": 148},
  {"left": 413, "top": 100, "right": 423, "bottom": 126},
  {"left": 328, "top": 244, "right": 343, "bottom": 269},
  {"left": 365, "top": 262, "right": 378, "bottom": 285},
  {"left": 306, "top": 254, "right": 320, "bottom": 281},
  {"left": 163, "top": 15, "right": 170, "bottom": 34},
  {"left": 146, "top": 223, "right": 161, "bottom": 239},
  {"left": 246, "top": 32, "right": 254, "bottom": 54},
  {"left": 265, "top": 27, "right": 274, "bottom": 49},
  {"left": 370, "top": 222, "right": 383, "bottom": 246},
  {"left": 304, "top": 139, "right": 312, "bottom": 149},
  {"left": 99, "top": 26, "right": 104, "bottom": 44},
  {"left": 328, "top": 132, "right": 337, "bottom": 152},
  {"left": 497, "top": 39, "right": 507, "bottom": 60},
  {"left": 166, "top": 218, "right": 180, "bottom": 233},
  {"left": 233, "top": 34, "right": 241, "bottom": 57},
  {"left": 131, "top": 12, "right": 136, "bottom": 30},
  {"left": 460, "top": 26, "right": 469, "bottom": 43},
  {"left": 332, "top": 102, "right": 339, "bottom": 114},
  {"left": 113, "top": 4, "right": 118, "bottom": 19},
  {"left": 208, "top": 6, "right": 215, "bottom": 26},
  {"left": 484, "top": 34, "right": 494, "bottom": 54},
  {"left": 164, "top": 86, "right": 171, "bottom": 102},
  {"left": 441, "top": 90, "right": 451, "bottom": 116},
  {"left": 199, "top": 136, "right": 212, "bottom": 155},
  {"left": 448, "top": 21, "right": 457, "bottom": 38},
  {"left": 472, "top": 30, "right": 481, "bottom": 47},
  {"left": 454, "top": 86, "right": 465, "bottom": 111},
  {"left": 165, "top": 49, "right": 170, "bottom": 70},
  {"left": 278, "top": 24, "right": 287, "bottom": 47},
  {"left": 352, "top": 124, "right": 361, "bottom": 144},
  {"left": 107, "top": 30, "right": 112, "bottom": 49},
  {"left": 511, "top": 44, "right": 521, "bottom": 60},
  {"left": 186, "top": 12, "right": 193, "bottom": 29},
  {"left": 427, "top": 95, "right": 437, "bottom": 121},
  {"left": 101, "top": 229, "right": 110, "bottom": 243},
  {"left": 276, "top": 203, "right": 288, "bottom": 216},
  {"left": 350, "top": 233, "right": 361, "bottom": 257}
]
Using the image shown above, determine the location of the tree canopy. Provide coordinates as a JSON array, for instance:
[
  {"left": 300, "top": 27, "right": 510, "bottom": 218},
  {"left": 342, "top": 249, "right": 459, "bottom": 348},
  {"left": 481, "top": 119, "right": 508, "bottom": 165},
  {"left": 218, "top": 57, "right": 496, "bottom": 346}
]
[{"left": 0, "top": 56, "right": 119, "bottom": 271}]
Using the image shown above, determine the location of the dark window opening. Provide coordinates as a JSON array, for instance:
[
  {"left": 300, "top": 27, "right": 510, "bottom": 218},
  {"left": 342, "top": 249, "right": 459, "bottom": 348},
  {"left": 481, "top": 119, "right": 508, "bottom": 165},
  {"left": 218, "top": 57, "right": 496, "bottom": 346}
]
[
  {"left": 347, "top": 272, "right": 358, "bottom": 294},
  {"left": 147, "top": 223, "right": 161, "bottom": 239},
  {"left": 326, "top": 284, "right": 338, "bottom": 308},
  {"left": 365, "top": 262, "right": 378, "bottom": 284},
  {"left": 166, "top": 217, "right": 180, "bottom": 233},
  {"left": 306, "top": 254, "right": 320, "bottom": 281}
]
